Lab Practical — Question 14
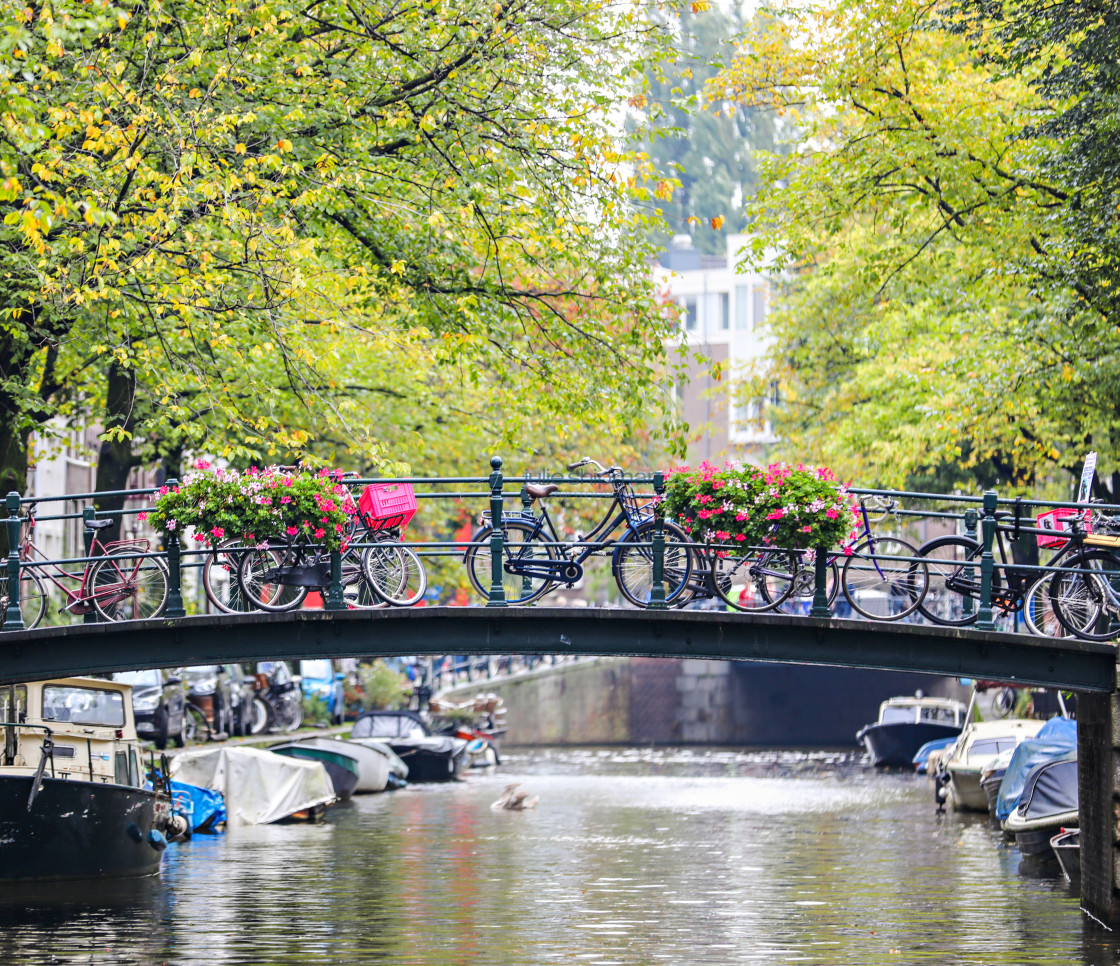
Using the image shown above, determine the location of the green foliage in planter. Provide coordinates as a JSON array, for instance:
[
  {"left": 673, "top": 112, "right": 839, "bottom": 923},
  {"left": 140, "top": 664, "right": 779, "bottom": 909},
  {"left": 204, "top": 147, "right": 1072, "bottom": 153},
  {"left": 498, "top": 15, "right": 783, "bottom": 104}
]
[
  {"left": 356, "top": 661, "right": 411, "bottom": 711},
  {"left": 664, "top": 461, "right": 856, "bottom": 552},
  {"left": 142, "top": 462, "right": 357, "bottom": 550}
]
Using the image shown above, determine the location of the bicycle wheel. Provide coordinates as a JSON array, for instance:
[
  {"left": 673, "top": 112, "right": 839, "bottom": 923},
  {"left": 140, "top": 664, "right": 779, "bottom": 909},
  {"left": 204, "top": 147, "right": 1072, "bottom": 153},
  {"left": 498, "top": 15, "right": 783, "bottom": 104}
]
[
  {"left": 915, "top": 535, "right": 989, "bottom": 626},
  {"left": 90, "top": 552, "right": 168, "bottom": 621},
  {"left": 203, "top": 540, "right": 259, "bottom": 614},
  {"left": 841, "top": 535, "right": 927, "bottom": 621},
  {"left": 709, "top": 546, "right": 795, "bottom": 612},
  {"left": 465, "top": 519, "right": 558, "bottom": 605},
  {"left": 1049, "top": 549, "right": 1120, "bottom": 641},
  {"left": 236, "top": 547, "right": 309, "bottom": 612},
  {"left": 769, "top": 554, "right": 838, "bottom": 615},
  {"left": 0, "top": 567, "right": 47, "bottom": 629},
  {"left": 613, "top": 521, "right": 694, "bottom": 607},
  {"left": 1022, "top": 576, "right": 1069, "bottom": 637},
  {"left": 361, "top": 543, "right": 427, "bottom": 606},
  {"left": 342, "top": 545, "right": 383, "bottom": 609}
]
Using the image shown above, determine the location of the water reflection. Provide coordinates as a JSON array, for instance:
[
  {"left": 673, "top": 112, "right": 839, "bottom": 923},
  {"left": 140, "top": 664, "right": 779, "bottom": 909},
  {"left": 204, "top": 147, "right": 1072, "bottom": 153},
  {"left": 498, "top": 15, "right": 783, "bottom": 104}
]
[{"left": 1, "top": 748, "right": 1117, "bottom": 965}]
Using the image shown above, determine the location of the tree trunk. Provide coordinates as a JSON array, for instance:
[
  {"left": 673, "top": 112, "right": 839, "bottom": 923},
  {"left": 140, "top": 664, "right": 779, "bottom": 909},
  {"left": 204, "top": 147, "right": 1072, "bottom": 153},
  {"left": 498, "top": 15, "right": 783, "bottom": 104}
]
[
  {"left": 0, "top": 414, "right": 30, "bottom": 557},
  {"left": 93, "top": 362, "right": 137, "bottom": 545}
]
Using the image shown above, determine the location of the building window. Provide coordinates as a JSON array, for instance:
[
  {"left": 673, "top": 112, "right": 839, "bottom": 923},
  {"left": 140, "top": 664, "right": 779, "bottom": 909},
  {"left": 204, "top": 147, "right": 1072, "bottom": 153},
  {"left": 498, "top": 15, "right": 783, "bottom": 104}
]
[
  {"left": 752, "top": 285, "right": 768, "bottom": 327},
  {"left": 720, "top": 293, "right": 730, "bottom": 330},
  {"left": 682, "top": 296, "right": 698, "bottom": 331},
  {"left": 735, "top": 285, "right": 750, "bottom": 330}
]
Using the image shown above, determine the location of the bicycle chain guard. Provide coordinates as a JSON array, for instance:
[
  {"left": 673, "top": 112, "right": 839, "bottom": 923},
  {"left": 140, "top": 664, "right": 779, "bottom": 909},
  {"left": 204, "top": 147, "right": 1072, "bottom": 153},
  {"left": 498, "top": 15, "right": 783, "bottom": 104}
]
[{"left": 503, "top": 558, "right": 583, "bottom": 585}]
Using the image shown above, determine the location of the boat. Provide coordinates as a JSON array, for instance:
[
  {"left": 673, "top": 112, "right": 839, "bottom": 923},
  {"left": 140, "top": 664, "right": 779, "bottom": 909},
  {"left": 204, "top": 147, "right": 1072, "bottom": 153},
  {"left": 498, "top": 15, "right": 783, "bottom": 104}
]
[
  {"left": 856, "top": 694, "right": 966, "bottom": 767},
  {"left": 993, "top": 717, "right": 1077, "bottom": 823},
  {"left": 350, "top": 710, "right": 469, "bottom": 782},
  {"left": 941, "top": 718, "right": 1047, "bottom": 811},
  {"left": 270, "top": 741, "right": 361, "bottom": 799},
  {"left": 0, "top": 677, "right": 175, "bottom": 881},
  {"left": 913, "top": 736, "right": 957, "bottom": 775},
  {"left": 1050, "top": 828, "right": 1080, "bottom": 883},
  {"left": 170, "top": 746, "right": 335, "bottom": 825},
  {"left": 1003, "top": 757, "right": 1078, "bottom": 857},
  {"left": 291, "top": 735, "right": 407, "bottom": 793},
  {"left": 979, "top": 748, "right": 1016, "bottom": 813}
]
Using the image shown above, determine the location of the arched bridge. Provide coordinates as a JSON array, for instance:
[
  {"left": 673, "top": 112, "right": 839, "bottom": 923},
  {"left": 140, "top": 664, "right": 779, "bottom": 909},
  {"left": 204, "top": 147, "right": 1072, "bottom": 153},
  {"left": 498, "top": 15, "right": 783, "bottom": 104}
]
[{"left": 1, "top": 606, "right": 1113, "bottom": 691}]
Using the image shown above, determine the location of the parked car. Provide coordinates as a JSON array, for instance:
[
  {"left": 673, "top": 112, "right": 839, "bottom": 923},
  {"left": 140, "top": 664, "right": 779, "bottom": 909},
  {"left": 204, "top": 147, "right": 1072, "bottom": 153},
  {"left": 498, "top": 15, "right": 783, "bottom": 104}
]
[
  {"left": 182, "top": 665, "right": 239, "bottom": 741},
  {"left": 113, "top": 668, "right": 188, "bottom": 750},
  {"left": 299, "top": 659, "right": 345, "bottom": 725}
]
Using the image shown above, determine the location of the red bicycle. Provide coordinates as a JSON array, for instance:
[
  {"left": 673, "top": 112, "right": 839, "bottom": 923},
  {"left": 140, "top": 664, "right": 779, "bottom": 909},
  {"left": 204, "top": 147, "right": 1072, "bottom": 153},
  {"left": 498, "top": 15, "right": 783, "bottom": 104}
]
[{"left": 0, "top": 502, "right": 169, "bottom": 629}]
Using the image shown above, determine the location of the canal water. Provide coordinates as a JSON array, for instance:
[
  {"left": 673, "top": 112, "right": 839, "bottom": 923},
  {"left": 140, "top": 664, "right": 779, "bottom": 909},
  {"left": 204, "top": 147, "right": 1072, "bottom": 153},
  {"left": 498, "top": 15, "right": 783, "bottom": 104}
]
[{"left": 2, "top": 747, "right": 1118, "bottom": 966}]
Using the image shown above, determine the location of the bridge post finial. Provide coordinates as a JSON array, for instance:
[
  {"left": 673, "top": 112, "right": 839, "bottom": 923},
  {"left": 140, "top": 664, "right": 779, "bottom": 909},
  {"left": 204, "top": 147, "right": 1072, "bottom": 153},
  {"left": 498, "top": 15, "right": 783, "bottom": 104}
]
[
  {"left": 3, "top": 491, "right": 25, "bottom": 631},
  {"left": 81, "top": 506, "right": 97, "bottom": 623},
  {"left": 324, "top": 549, "right": 346, "bottom": 611},
  {"left": 649, "top": 471, "right": 668, "bottom": 610},
  {"left": 487, "top": 456, "right": 507, "bottom": 607},
  {"left": 975, "top": 490, "right": 998, "bottom": 631},
  {"left": 809, "top": 544, "right": 831, "bottom": 618},
  {"left": 163, "top": 479, "right": 186, "bottom": 619}
]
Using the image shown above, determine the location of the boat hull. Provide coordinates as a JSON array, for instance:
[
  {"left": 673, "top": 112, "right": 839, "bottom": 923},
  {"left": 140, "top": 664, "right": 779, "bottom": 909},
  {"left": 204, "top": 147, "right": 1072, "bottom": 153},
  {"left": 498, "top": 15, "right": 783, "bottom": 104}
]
[
  {"left": 1006, "top": 809, "right": 1079, "bottom": 857},
  {"left": 1051, "top": 829, "right": 1080, "bottom": 883},
  {"left": 948, "top": 767, "right": 989, "bottom": 811},
  {"left": 386, "top": 740, "right": 467, "bottom": 782},
  {"left": 0, "top": 776, "right": 163, "bottom": 882},
  {"left": 858, "top": 722, "right": 962, "bottom": 768}
]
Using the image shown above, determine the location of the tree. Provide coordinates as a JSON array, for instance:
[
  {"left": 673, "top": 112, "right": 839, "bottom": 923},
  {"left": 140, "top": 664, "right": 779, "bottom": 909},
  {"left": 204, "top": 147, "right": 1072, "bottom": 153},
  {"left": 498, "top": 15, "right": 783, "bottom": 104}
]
[
  {"left": 711, "top": 0, "right": 1120, "bottom": 493},
  {"left": 0, "top": 0, "right": 679, "bottom": 498},
  {"left": 634, "top": 4, "right": 777, "bottom": 255}
]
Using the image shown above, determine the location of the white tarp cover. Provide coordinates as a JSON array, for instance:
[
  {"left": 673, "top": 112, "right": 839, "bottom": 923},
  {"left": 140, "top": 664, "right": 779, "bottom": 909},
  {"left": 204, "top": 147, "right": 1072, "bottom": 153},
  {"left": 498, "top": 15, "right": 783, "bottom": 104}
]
[{"left": 171, "top": 746, "right": 335, "bottom": 826}]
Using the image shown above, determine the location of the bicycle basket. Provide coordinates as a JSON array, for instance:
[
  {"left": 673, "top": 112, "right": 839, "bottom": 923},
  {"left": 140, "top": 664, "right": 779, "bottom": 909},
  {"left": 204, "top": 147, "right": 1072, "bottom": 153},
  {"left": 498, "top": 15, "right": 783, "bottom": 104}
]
[
  {"left": 1035, "top": 508, "right": 1089, "bottom": 550},
  {"left": 617, "top": 483, "right": 651, "bottom": 522},
  {"left": 359, "top": 483, "right": 417, "bottom": 532},
  {"left": 104, "top": 537, "right": 151, "bottom": 554}
]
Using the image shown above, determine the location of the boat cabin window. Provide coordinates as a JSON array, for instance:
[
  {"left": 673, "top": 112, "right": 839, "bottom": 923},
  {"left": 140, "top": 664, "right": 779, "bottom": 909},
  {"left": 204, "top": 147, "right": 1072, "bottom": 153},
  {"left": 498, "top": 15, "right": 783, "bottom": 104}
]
[
  {"left": 919, "top": 707, "right": 960, "bottom": 724},
  {"left": 42, "top": 686, "right": 125, "bottom": 727},
  {"left": 351, "top": 715, "right": 425, "bottom": 739},
  {"left": 970, "top": 738, "right": 1021, "bottom": 757},
  {"left": 1, "top": 685, "right": 27, "bottom": 723},
  {"left": 115, "top": 751, "right": 130, "bottom": 785},
  {"left": 880, "top": 706, "right": 917, "bottom": 725}
]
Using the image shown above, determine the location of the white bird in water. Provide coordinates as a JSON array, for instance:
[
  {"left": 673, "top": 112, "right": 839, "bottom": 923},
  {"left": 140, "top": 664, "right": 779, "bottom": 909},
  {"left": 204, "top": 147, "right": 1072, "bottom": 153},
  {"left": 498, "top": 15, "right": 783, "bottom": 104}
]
[{"left": 491, "top": 783, "right": 538, "bottom": 810}]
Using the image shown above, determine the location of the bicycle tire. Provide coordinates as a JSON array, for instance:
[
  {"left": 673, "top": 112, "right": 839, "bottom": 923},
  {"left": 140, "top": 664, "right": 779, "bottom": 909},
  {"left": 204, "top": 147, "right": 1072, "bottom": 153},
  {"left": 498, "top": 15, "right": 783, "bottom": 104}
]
[
  {"left": 915, "top": 535, "right": 992, "bottom": 626},
  {"left": 90, "top": 552, "right": 169, "bottom": 622},
  {"left": 343, "top": 545, "right": 383, "bottom": 609},
  {"left": 465, "top": 519, "right": 558, "bottom": 605},
  {"left": 841, "top": 535, "right": 927, "bottom": 621},
  {"left": 767, "top": 554, "right": 838, "bottom": 615},
  {"left": 612, "top": 521, "right": 694, "bottom": 607},
  {"left": 236, "top": 547, "right": 309, "bottom": 612},
  {"left": 203, "top": 540, "right": 259, "bottom": 614},
  {"left": 361, "top": 543, "right": 427, "bottom": 606},
  {"left": 0, "top": 566, "right": 47, "bottom": 629},
  {"left": 1049, "top": 549, "right": 1120, "bottom": 641},
  {"left": 709, "top": 546, "right": 795, "bottom": 612},
  {"left": 1021, "top": 576, "right": 1068, "bottom": 638}
]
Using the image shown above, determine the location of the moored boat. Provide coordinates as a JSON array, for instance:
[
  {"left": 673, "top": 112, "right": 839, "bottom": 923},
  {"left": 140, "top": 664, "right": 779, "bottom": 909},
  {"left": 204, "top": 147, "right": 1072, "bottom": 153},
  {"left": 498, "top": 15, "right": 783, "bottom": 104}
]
[
  {"left": 290, "top": 736, "right": 407, "bottom": 793},
  {"left": 856, "top": 694, "right": 966, "bottom": 768},
  {"left": 1003, "top": 757, "right": 1078, "bottom": 857},
  {"left": 1051, "top": 828, "right": 1080, "bottom": 884},
  {"left": 942, "top": 718, "right": 1046, "bottom": 812},
  {"left": 350, "top": 711, "right": 468, "bottom": 782},
  {"left": 0, "top": 677, "right": 174, "bottom": 882},
  {"left": 271, "top": 741, "right": 361, "bottom": 799}
]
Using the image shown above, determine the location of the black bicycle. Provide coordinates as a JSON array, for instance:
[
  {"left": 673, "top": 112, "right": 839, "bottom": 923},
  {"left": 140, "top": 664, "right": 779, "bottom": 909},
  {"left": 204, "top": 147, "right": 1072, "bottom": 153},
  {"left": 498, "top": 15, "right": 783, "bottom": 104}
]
[{"left": 464, "top": 458, "right": 693, "bottom": 606}]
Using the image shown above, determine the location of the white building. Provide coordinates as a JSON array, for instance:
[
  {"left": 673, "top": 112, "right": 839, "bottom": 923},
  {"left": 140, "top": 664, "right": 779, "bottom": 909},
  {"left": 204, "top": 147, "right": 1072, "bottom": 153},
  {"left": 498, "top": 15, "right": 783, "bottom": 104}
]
[{"left": 653, "top": 233, "right": 777, "bottom": 465}]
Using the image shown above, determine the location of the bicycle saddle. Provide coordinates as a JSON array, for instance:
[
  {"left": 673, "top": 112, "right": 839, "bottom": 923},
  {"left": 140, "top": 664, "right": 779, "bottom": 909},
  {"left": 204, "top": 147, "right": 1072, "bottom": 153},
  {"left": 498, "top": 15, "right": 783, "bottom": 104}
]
[
  {"left": 525, "top": 483, "right": 559, "bottom": 500},
  {"left": 84, "top": 518, "right": 114, "bottom": 530}
]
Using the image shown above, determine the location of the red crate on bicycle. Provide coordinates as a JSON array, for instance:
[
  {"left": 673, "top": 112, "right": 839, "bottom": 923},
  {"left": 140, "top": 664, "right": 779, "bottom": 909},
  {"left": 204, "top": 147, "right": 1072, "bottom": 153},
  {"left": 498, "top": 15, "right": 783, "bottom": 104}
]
[
  {"left": 1035, "top": 507, "right": 1089, "bottom": 549},
  {"left": 359, "top": 482, "right": 417, "bottom": 531}
]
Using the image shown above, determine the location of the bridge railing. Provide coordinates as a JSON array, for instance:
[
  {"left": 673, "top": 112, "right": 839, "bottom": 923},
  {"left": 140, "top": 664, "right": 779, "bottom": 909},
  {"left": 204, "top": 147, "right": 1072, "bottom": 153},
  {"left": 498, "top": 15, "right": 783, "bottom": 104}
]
[{"left": 3, "top": 459, "right": 1119, "bottom": 644}]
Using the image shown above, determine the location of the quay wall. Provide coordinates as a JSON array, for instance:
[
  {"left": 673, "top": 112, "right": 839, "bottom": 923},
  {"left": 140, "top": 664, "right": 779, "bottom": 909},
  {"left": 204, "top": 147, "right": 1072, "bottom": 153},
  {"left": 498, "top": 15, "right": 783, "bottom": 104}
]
[{"left": 441, "top": 657, "right": 968, "bottom": 746}]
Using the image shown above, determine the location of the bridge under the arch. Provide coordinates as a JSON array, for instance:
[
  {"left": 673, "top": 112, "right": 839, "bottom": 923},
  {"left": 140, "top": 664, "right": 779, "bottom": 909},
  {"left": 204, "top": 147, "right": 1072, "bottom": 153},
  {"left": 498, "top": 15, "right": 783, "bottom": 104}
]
[{"left": 0, "top": 606, "right": 1112, "bottom": 691}]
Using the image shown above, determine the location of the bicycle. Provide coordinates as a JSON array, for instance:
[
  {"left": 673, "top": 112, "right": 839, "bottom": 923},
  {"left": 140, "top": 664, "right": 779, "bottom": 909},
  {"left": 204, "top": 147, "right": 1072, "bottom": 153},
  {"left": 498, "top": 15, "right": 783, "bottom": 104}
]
[
  {"left": 1045, "top": 520, "right": 1120, "bottom": 641},
  {"left": 715, "top": 497, "right": 929, "bottom": 620},
  {"left": 913, "top": 501, "right": 1113, "bottom": 635},
  {"left": 463, "top": 458, "right": 693, "bottom": 606},
  {"left": 0, "top": 502, "right": 168, "bottom": 628}
]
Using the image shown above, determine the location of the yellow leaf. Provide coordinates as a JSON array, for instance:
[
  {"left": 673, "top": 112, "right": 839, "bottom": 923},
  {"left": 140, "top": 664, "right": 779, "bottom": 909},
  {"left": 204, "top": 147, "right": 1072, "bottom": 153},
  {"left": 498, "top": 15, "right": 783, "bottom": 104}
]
[
  {"left": 276, "top": 139, "right": 293, "bottom": 153},
  {"left": 390, "top": 260, "right": 405, "bottom": 275},
  {"left": 235, "top": 143, "right": 246, "bottom": 155},
  {"left": 710, "top": 215, "right": 724, "bottom": 230}
]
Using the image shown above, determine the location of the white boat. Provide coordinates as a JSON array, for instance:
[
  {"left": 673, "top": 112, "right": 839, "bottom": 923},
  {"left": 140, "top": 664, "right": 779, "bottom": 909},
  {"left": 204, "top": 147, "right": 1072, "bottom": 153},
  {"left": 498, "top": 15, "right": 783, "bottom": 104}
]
[
  {"left": 942, "top": 718, "right": 1046, "bottom": 811},
  {"left": 170, "top": 746, "right": 335, "bottom": 825},
  {"left": 293, "top": 735, "right": 407, "bottom": 793},
  {"left": 0, "top": 677, "right": 176, "bottom": 881},
  {"left": 855, "top": 694, "right": 966, "bottom": 767}
]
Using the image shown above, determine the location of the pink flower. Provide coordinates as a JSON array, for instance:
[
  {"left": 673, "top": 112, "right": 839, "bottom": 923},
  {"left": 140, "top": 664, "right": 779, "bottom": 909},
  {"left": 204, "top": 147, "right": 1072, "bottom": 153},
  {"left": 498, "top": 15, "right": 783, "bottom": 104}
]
[
  {"left": 137, "top": 511, "right": 149, "bottom": 522},
  {"left": 842, "top": 545, "right": 854, "bottom": 556},
  {"left": 286, "top": 526, "right": 298, "bottom": 536},
  {"left": 195, "top": 459, "right": 211, "bottom": 470},
  {"left": 825, "top": 508, "right": 839, "bottom": 520},
  {"left": 334, "top": 524, "right": 343, "bottom": 533},
  {"left": 280, "top": 495, "right": 292, "bottom": 504},
  {"left": 167, "top": 519, "right": 177, "bottom": 530},
  {"left": 210, "top": 526, "right": 225, "bottom": 539},
  {"left": 715, "top": 530, "right": 730, "bottom": 540},
  {"left": 313, "top": 527, "right": 326, "bottom": 540},
  {"left": 801, "top": 526, "right": 812, "bottom": 532},
  {"left": 766, "top": 509, "right": 784, "bottom": 520},
  {"left": 735, "top": 512, "right": 748, "bottom": 522},
  {"left": 735, "top": 534, "right": 746, "bottom": 542},
  {"left": 158, "top": 486, "right": 169, "bottom": 496}
]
